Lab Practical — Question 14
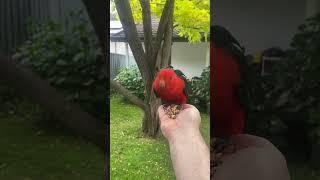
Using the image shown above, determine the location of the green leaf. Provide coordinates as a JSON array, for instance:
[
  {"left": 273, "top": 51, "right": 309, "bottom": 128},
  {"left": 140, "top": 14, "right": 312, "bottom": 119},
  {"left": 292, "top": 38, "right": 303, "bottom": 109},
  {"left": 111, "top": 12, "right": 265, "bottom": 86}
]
[
  {"left": 56, "top": 59, "right": 67, "bottom": 66},
  {"left": 116, "top": 0, "right": 210, "bottom": 43},
  {"left": 56, "top": 77, "right": 66, "bottom": 84},
  {"left": 83, "top": 79, "right": 95, "bottom": 86},
  {"left": 73, "top": 52, "right": 85, "bottom": 62}
]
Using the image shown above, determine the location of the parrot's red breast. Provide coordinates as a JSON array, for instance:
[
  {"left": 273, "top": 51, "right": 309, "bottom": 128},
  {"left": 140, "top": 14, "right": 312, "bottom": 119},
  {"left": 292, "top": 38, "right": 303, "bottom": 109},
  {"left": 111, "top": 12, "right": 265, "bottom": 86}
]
[
  {"left": 153, "top": 68, "right": 187, "bottom": 104},
  {"left": 211, "top": 42, "right": 245, "bottom": 138}
]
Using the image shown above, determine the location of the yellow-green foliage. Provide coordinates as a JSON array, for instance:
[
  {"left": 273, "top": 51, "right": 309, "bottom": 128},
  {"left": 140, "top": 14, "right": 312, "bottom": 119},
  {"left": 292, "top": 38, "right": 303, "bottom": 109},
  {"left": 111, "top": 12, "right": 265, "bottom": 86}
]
[{"left": 112, "top": 0, "right": 210, "bottom": 43}]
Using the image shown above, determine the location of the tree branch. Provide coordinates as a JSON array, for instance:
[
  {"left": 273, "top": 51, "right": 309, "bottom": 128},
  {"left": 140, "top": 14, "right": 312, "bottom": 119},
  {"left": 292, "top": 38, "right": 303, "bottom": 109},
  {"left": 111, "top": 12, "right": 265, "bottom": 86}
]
[
  {"left": 114, "top": 0, "right": 151, "bottom": 81},
  {"left": 110, "top": 79, "right": 147, "bottom": 111},
  {"left": 152, "top": 0, "right": 174, "bottom": 68},
  {"left": 139, "top": 0, "right": 153, "bottom": 70},
  {"left": 82, "top": 0, "right": 108, "bottom": 79},
  {"left": 160, "top": 7, "right": 174, "bottom": 68},
  {"left": 82, "top": 0, "right": 107, "bottom": 51}
]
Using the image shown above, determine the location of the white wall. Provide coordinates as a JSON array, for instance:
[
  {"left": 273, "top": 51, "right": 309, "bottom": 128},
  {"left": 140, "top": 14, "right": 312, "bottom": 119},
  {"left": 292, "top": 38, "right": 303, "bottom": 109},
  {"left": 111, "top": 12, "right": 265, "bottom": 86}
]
[
  {"left": 212, "top": 0, "right": 306, "bottom": 54},
  {"left": 110, "top": 41, "right": 135, "bottom": 67},
  {"left": 306, "top": 0, "right": 320, "bottom": 18},
  {"left": 171, "top": 42, "right": 209, "bottom": 78},
  {"left": 110, "top": 42, "right": 127, "bottom": 55},
  {"left": 110, "top": 41, "right": 209, "bottom": 78}
]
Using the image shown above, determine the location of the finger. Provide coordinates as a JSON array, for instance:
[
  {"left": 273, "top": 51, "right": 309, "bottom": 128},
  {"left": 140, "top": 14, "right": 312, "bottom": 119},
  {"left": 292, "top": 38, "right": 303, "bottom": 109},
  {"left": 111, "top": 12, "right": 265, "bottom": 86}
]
[
  {"left": 158, "top": 105, "right": 176, "bottom": 125},
  {"left": 231, "top": 134, "right": 272, "bottom": 148},
  {"left": 181, "top": 104, "right": 196, "bottom": 110},
  {"left": 157, "top": 105, "right": 166, "bottom": 119},
  {"left": 181, "top": 104, "right": 200, "bottom": 116}
]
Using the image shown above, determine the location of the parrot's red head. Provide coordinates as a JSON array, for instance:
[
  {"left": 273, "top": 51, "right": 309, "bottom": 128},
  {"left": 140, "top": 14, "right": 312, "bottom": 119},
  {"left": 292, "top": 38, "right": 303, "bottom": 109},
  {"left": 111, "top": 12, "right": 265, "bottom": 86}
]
[
  {"left": 155, "top": 68, "right": 176, "bottom": 91},
  {"left": 153, "top": 68, "right": 187, "bottom": 104}
]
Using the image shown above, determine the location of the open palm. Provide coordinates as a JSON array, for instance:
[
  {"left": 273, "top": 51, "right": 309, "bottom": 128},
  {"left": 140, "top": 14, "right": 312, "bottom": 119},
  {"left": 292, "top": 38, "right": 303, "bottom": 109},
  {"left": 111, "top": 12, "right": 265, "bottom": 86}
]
[{"left": 158, "top": 104, "right": 201, "bottom": 140}]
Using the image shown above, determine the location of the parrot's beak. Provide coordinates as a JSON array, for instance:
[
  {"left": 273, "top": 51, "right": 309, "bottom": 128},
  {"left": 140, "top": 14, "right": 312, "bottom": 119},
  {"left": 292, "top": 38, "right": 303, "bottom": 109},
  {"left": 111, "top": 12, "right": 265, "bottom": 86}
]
[{"left": 159, "top": 79, "right": 166, "bottom": 90}]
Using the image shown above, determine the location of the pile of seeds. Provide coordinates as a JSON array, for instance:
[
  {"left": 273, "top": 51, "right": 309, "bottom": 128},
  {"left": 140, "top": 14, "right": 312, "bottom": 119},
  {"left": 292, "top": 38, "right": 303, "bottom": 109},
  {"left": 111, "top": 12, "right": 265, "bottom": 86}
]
[{"left": 163, "top": 104, "right": 181, "bottom": 119}]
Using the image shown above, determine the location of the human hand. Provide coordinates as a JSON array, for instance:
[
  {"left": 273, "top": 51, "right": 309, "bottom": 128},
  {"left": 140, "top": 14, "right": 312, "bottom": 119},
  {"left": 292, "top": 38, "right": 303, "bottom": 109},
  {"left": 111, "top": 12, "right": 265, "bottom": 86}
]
[
  {"left": 158, "top": 104, "right": 201, "bottom": 142},
  {"left": 213, "top": 134, "right": 290, "bottom": 180},
  {"left": 158, "top": 104, "right": 209, "bottom": 180}
]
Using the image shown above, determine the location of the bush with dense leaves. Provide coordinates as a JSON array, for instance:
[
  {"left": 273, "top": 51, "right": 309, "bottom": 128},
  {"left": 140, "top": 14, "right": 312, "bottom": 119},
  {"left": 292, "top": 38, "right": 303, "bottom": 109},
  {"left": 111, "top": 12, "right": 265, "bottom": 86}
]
[
  {"left": 245, "top": 13, "right": 320, "bottom": 160},
  {"left": 188, "top": 66, "right": 210, "bottom": 112},
  {"left": 114, "top": 65, "right": 145, "bottom": 100},
  {"left": 13, "top": 11, "right": 106, "bottom": 121}
]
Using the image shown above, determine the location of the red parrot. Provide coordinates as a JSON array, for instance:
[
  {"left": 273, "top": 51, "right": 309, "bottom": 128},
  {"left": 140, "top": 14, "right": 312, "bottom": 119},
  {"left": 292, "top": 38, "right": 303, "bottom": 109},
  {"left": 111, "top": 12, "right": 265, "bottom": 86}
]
[
  {"left": 153, "top": 68, "right": 187, "bottom": 105},
  {"left": 211, "top": 44, "right": 245, "bottom": 138},
  {"left": 211, "top": 25, "right": 246, "bottom": 151}
]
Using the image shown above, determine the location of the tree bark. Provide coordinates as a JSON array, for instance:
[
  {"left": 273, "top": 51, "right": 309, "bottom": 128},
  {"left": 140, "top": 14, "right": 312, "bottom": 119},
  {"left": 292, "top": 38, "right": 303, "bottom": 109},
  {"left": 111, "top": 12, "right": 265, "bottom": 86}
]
[
  {"left": 81, "top": 0, "right": 107, "bottom": 50},
  {"left": 142, "top": 94, "right": 162, "bottom": 137},
  {"left": 160, "top": 3, "right": 174, "bottom": 68},
  {"left": 140, "top": 0, "right": 153, "bottom": 67},
  {"left": 152, "top": 0, "right": 174, "bottom": 68}
]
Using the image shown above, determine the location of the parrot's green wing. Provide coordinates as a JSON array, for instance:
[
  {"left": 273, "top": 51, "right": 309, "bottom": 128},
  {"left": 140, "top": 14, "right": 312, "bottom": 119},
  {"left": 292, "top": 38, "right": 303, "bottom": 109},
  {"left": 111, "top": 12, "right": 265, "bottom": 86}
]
[
  {"left": 153, "top": 88, "right": 159, "bottom": 98},
  {"left": 212, "top": 25, "right": 255, "bottom": 116},
  {"left": 172, "top": 68, "right": 191, "bottom": 103}
]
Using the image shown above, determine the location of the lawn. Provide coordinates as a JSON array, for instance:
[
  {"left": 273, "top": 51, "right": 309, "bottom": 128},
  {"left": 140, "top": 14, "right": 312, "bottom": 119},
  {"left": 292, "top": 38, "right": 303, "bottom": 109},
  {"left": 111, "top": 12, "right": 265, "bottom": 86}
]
[
  {"left": 0, "top": 101, "right": 105, "bottom": 180},
  {"left": 110, "top": 95, "right": 210, "bottom": 179}
]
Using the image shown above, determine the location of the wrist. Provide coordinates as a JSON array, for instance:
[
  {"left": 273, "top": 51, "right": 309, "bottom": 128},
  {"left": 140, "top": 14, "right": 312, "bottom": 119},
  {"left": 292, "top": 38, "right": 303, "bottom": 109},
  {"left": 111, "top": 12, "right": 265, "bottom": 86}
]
[
  {"left": 168, "top": 128, "right": 202, "bottom": 145},
  {"left": 168, "top": 128, "right": 210, "bottom": 180}
]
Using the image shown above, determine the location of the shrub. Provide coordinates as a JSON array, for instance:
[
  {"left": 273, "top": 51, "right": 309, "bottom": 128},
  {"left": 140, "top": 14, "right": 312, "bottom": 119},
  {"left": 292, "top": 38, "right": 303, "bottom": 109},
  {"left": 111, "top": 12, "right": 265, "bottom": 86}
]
[
  {"left": 114, "top": 65, "right": 145, "bottom": 100},
  {"left": 13, "top": 11, "right": 106, "bottom": 121},
  {"left": 188, "top": 66, "right": 210, "bottom": 111},
  {"left": 246, "top": 13, "right": 320, "bottom": 159}
]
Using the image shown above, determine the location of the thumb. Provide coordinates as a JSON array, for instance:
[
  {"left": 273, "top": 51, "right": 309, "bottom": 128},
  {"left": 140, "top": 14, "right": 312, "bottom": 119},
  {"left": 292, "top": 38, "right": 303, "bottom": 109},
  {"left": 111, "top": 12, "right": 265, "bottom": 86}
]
[{"left": 157, "top": 105, "right": 166, "bottom": 119}]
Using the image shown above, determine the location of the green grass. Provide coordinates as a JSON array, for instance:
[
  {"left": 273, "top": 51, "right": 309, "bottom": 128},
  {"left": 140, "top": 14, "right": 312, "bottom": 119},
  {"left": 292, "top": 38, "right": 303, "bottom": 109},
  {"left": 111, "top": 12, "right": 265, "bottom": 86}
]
[
  {"left": 0, "top": 102, "right": 105, "bottom": 180},
  {"left": 110, "top": 95, "right": 320, "bottom": 180},
  {"left": 110, "top": 95, "right": 210, "bottom": 179}
]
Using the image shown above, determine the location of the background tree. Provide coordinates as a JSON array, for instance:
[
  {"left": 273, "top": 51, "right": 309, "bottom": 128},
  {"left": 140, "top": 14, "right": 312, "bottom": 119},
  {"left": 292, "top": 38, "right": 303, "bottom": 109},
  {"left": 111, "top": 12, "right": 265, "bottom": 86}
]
[{"left": 111, "top": 0, "right": 209, "bottom": 137}]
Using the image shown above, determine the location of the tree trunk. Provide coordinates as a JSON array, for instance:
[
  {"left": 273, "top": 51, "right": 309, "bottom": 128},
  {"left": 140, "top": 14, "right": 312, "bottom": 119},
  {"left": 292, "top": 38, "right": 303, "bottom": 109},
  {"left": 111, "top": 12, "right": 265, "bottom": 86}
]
[
  {"left": 142, "top": 92, "right": 162, "bottom": 136},
  {"left": 113, "top": 0, "right": 175, "bottom": 137},
  {"left": 142, "top": 9, "right": 174, "bottom": 136}
]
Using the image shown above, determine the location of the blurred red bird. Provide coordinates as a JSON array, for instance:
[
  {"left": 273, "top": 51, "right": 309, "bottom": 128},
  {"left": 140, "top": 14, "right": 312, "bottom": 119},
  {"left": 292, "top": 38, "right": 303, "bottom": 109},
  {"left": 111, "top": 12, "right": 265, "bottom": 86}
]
[
  {"left": 153, "top": 68, "right": 187, "bottom": 105},
  {"left": 211, "top": 43, "right": 245, "bottom": 138},
  {"left": 211, "top": 25, "right": 246, "bottom": 139}
]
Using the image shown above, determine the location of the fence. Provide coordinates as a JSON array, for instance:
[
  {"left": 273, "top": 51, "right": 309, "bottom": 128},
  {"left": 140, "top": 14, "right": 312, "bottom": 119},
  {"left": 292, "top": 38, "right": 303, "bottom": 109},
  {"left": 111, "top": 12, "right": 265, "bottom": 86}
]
[
  {"left": 110, "top": 53, "right": 137, "bottom": 79},
  {"left": 0, "top": 0, "right": 89, "bottom": 55}
]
